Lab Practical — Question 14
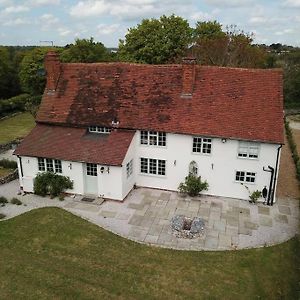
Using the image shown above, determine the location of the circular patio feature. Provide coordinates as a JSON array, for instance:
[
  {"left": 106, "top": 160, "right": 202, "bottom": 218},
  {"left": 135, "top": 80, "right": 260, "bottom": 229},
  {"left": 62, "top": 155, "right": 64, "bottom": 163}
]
[{"left": 171, "top": 215, "right": 205, "bottom": 239}]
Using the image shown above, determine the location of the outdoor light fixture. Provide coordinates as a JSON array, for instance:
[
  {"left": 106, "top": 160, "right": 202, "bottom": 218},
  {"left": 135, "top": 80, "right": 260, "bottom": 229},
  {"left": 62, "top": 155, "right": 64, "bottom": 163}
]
[
  {"left": 174, "top": 160, "right": 176, "bottom": 166},
  {"left": 221, "top": 138, "right": 227, "bottom": 143},
  {"left": 69, "top": 163, "right": 72, "bottom": 170},
  {"left": 107, "top": 167, "right": 110, "bottom": 173},
  {"left": 100, "top": 166, "right": 105, "bottom": 173}
]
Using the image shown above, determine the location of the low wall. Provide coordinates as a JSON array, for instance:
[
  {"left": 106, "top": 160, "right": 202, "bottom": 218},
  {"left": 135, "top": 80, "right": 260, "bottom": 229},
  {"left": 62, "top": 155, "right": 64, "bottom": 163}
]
[
  {"left": 0, "top": 169, "right": 18, "bottom": 185},
  {"left": 0, "top": 138, "right": 22, "bottom": 154}
]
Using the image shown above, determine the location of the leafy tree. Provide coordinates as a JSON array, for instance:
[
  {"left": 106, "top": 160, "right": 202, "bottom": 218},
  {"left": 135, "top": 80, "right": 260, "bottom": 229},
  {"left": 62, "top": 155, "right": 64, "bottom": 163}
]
[
  {"left": 192, "top": 21, "right": 267, "bottom": 68},
  {"left": 19, "top": 47, "right": 53, "bottom": 95},
  {"left": 282, "top": 50, "right": 300, "bottom": 108},
  {"left": 118, "top": 15, "right": 193, "bottom": 64},
  {"left": 60, "top": 37, "right": 110, "bottom": 63}
]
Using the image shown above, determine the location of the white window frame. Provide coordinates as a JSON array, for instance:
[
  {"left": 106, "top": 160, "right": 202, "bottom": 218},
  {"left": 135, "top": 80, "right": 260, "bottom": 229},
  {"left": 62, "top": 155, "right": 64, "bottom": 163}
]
[
  {"left": 86, "top": 163, "right": 97, "bottom": 176},
  {"left": 140, "top": 131, "right": 166, "bottom": 147},
  {"left": 89, "top": 126, "right": 111, "bottom": 134},
  {"left": 126, "top": 159, "right": 133, "bottom": 178},
  {"left": 38, "top": 158, "right": 62, "bottom": 174},
  {"left": 235, "top": 170, "right": 256, "bottom": 184},
  {"left": 238, "top": 141, "right": 260, "bottom": 159},
  {"left": 192, "top": 137, "right": 212, "bottom": 155},
  {"left": 140, "top": 157, "right": 166, "bottom": 176}
]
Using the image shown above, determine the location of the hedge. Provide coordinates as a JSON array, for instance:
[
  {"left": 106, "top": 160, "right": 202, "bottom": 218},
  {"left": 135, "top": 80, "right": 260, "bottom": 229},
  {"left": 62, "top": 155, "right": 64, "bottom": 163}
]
[
  {"left": 285, "top": 119, "right": 300, "bottom": 180},
  {"left": 0, "top": 159, "right": 17, "bottom": 169},
  {"left": 0, "top": 94, "right": 30, "bottom": 117}
]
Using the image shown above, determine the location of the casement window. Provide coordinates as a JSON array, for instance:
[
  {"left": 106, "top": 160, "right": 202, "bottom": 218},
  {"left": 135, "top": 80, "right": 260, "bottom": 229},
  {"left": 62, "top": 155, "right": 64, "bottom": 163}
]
[
  {"left": 140, "top": 131, "right": 166, "bottom": 146},
  {"left": 126, "top": 159, "right": 133, "bottom": 178},
  {"left": 86, "top": 163, "right": 97, "bottom": 176},
  {"left": 38, "top": 157, "right": 45, "bottom": 171},
  {"left": 140, "top": 157, "right": 166, "bottom": 176},
  {"left": 38, "top": 158, "right": 62, "bottom": 173},
  {"left": 192, "top": 137, "right": 212, "bottom": 154},
  {"left": 238, "top": 142, "right": 259, "bottom": 159},
  {"left": 89, "top": 126, "right": 111, "bottom": 134},
  {"left": 235, "top": 171, "right": 256, "bottom": 183}
]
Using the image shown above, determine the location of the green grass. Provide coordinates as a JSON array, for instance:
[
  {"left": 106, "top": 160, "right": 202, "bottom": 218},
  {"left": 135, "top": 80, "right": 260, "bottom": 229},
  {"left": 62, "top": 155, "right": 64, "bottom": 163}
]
[
  {"left": 0, "top": 112, "right": 35, "bottom": 145},
  {"left": 0, "top": 208, "right": 299, "bottom": 299}
]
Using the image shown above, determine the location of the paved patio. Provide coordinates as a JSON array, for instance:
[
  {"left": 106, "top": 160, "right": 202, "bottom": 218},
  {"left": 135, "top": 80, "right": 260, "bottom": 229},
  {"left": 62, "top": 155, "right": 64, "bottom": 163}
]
[{"left": 0, "top": 180, "right": 299, "bottom": 251}]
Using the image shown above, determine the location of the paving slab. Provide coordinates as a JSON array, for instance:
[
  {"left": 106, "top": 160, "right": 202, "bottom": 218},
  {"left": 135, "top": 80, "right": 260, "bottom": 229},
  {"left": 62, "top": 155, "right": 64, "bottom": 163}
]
[
  {"left": 219, "top": 233, "right": 232, "bottom": 248},
  {"left": 204, "top": 236, "right": 218, "bottom": 249},
  {"left": 99, "top": 210, "right": 117, "bottom": 218},
  {"left": 258, "top": 206, "right": 270, "bottom": 215},
  {"left": 278, "top": 205, "right": 291, "bottom": 215},
  {"left": 274, "top": 214, "right": 288, "bottom": 224},
  {"left": 259, "top": 216, "right": 273, "bottom": 227}
]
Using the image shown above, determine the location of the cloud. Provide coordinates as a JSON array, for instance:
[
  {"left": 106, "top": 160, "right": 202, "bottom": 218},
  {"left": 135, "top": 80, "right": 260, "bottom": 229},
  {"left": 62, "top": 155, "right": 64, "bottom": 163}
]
[
  {"left": 70, "top": 0, "right": 110, "bottom": 17},
  {"left": 39, "top": 13, "right": 59, "bottom": 30},
  {"left": 97, "top": 23, "right": 120, "bottom": 35},
  {"left": 58, "top": 27, "right": 72, "bottom": 36},
  {"left": 3, "top": 17, "right": 31, "bottom": 26},
  {"left": 275, "top": 28, "right": 294, "bottom": 35},
  {"left": 204, "top": 0, "right": 253, "bottom": 7},
  {"left": 2, "top": 5, "right": 29, "bottom": 13},
  {"left": 27, "top": 0, "right": 60, "bottom": 6},
  {"left": 282, "top": 0, "right": 300, "bottom": 8}
]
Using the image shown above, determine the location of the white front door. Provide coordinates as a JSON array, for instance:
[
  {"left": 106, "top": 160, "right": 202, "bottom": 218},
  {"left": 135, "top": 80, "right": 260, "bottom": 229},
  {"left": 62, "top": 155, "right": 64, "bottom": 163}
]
[{"left": 84, "top": 163, "right": 98, "bottom": 195}]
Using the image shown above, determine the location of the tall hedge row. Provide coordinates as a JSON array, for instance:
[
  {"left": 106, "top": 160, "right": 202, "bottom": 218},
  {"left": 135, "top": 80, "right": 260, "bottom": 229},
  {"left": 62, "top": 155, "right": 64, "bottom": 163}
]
[{"left": 0, "top": 94, "right": 30, "bottom": 117}]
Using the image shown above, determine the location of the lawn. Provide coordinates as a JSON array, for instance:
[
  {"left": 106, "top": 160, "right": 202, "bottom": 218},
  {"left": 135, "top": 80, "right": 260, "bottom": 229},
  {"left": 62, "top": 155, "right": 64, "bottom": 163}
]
[
  {"left": 0, "top": 208, "right": 299, "bottom": 299},
  {"left": 0, "top": 112, "right": 35, "bottom": 145}
]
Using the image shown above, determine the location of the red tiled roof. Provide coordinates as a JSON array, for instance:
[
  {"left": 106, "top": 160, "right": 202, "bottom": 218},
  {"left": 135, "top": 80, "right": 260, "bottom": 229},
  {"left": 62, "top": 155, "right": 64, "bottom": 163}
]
[
  {"left": 36, "top": 61, "right": 284, "bottom": 144},
  {"left": 14, "top": 124, "right": 135, "bottom": 166}
]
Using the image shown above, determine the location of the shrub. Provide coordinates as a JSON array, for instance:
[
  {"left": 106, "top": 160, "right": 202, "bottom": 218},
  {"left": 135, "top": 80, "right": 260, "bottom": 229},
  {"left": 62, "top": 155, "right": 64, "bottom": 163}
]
[
  {"left": 10, "top": 197, "right": 22, "bottom": 205},
  {"left": 0, "top": 213, "right": 6, "bottom": 219},
  {"left": 178, "top": 175, "right": 209, "bottom": 197},
  {"left": 0, "top": 94, "right": 30, "bottom": 117},
  {"left": 0, "top": 196, "right": 8, "bottom": 204},
  {"left": 34, "top": 172, "right": 73, "bottom": 198},
  {"left": 249, "top": 190, "right": 262, "bottom": 203},
  {"left": 0, "top": 159, "right": 17, "bottom": 169}
]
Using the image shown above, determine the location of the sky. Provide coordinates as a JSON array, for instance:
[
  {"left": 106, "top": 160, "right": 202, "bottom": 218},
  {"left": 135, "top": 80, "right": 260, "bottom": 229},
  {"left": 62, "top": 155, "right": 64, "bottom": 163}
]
[{"left": 0, "top": 0, "right": 299, "bottom": 47}]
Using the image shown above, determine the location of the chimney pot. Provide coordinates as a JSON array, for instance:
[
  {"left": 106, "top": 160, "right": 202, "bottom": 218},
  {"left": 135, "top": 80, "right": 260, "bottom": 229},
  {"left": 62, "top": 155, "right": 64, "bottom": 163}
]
[{"left": 181, "top": 57, "right": 196, "bottom": 97}]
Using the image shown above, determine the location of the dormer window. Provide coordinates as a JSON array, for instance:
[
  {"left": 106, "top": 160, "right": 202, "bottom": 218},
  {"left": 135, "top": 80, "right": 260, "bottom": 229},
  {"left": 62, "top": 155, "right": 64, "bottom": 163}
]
[
  {"left": 140, "top": 131, "right": 166, "bottom": 146},
  {"left": 89, "top": 126, "right": 112, "bottom": 134}
]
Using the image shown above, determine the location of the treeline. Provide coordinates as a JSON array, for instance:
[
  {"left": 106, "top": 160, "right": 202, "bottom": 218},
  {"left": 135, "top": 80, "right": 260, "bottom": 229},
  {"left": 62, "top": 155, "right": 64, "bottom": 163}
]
[{"left": 0, "top": 17, "right": 299, "bottom": 116}]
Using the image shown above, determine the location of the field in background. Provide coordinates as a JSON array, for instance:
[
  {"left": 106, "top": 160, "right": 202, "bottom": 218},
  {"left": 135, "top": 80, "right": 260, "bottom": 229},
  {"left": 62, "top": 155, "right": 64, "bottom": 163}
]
[{"left": 0, "top": 113, "right": 35, "bottom": 145}]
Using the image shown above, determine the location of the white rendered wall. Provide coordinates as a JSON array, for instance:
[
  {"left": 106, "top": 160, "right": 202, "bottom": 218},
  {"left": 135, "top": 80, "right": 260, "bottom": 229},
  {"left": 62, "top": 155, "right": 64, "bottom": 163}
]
[
  {"left": 134, "top": 131, "right": 281, "bottom": 201},
  {"left": 17, "top": 156, "right": 85, "bottom": 194},
  {"left": 97, "top": 165, "right": 123, "bottom": 200},
  {"left": 121, "top": 132, "right": 137, "bottom": 199}
]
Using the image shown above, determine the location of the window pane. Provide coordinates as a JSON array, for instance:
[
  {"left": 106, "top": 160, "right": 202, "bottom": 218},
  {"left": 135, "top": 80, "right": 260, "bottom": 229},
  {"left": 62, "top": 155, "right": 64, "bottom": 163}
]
[
  {"left": 54, "top": 160, "right": 62, "bottom": 173},
  {"left": 246, "top": 172, "right": 256, "bottom": 183},
  {"left": 149, "top": 159, "right": 157, "bottom": 174},
  {"left": 158, "top": 132, "right": 166, "bottom": 146},
  {"left": 38, "top": 157, "right": 45, "bottom": 171},
  {"left": 46, "top": 158, "right": 54, "bottom": 172},
  {"left": 193, "top": 137, "right": 201, "bottom": 153},
  {"left": 202, "top": 138, "right": 212, "bottom": 154},
  {"left": 87, "top": 163, "right": 97, "bottom": 176},
  {"left": 235, "top": 171, "right": 245, "bottom": 182},
  {"left": 126, "top": 159, "right": 133, "bottom": 178},
  {"left": 149, "top": 131, "right": 157, "bottom": 145},
  {"left": 158, "top": 160, "right": 166, "bottom": 175},
  {"left": 140, "top": 158, "right": 148, "bottom": 173},
  {"left": 141, "top": 131, "right": 148, "bottom": 145}
]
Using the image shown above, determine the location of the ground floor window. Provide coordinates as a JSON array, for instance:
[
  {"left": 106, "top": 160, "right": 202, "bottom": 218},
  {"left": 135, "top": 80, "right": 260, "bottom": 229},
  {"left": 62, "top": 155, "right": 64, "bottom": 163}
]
[
  {"left": 140, "top": 157, "right": 166, "bottom": 176},
  {"left": 86, "top": 163, "right": 97, "bottom": 176},
  {"left": 38, "top": 157, "right": 62, "bottom": 173},
  {"left": 126, "top": 159, "right": 133, "bottom": 178},
  {"left": 235, "top": 171, "right": 256, "bottom": 183}
]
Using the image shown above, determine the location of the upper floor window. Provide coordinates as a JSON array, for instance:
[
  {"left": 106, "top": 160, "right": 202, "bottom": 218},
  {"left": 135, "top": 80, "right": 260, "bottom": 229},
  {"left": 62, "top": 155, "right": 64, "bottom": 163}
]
[
  {"left": 192, "top": 137, "right": 212, "bottom": 154},
  {"left": 89, "top": 126, "right": 111, "bottom": 134},
  {"left": 140, "top": 131, "right": 166, "bottom": 146},
  {"left": 38, "top": 157, "right": 62, "bottom": 173},
  {"left": 238, "top": 142, "right": 259, "bottom": 159},
  {"left": 126, "top": 159, "right": 133, "bottom": 178}
]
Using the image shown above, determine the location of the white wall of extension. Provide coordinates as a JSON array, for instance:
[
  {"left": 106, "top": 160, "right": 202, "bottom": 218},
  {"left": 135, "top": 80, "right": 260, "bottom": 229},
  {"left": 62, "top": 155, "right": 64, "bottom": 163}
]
[
  {"left": 17, "top": 130, "right": 281, "bottom": 202},
  {"left": 133, "top": 131, "right": 281, "bottom": 201}
]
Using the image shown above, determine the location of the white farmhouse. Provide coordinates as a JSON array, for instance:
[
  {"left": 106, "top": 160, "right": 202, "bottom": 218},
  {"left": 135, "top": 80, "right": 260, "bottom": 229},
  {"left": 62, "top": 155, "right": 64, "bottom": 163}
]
[{"left": 15, "top": 51, "right": 284, "bottom": 204}]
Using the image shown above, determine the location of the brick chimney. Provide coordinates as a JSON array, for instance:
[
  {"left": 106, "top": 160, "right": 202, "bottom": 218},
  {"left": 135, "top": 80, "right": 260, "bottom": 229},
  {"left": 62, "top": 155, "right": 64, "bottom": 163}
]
[
  {"left": 44, "top": 51, "right": 61, "bottom": 91},
  {"left": 181, "top": 57, "right": 196, "bottom": 97}
]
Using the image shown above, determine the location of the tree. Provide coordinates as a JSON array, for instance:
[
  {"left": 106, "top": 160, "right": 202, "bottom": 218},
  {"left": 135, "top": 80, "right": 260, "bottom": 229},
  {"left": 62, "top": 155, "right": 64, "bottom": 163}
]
[
  {"left": 191, "top": 21, "right": 267, "bottom": 68},
  {"left": 60, "top": 37, "right": 110, "bottom": 63},
  {"left": 282, "top": 50, "right": 300, "bottom": 108},
  {"left": 19, "top": 47, "right": 53, "bottom": 95},
  {"left": 118, "top": 15, "right": 193, "bottom": 64}
]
